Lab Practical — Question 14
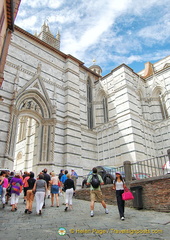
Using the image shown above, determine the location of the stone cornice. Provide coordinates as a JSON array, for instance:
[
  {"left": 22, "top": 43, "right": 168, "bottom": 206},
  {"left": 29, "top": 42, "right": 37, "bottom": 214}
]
[
  {"left": 102, "top": 63, "right": 144, "bottom": 81},
  {"left": 64, "top": 68, "right": 80, "bottom": 77},
  {"left": 5, "top": 61, "right": 64, "bottom": 90},
  {"left": 64, "top": 85, "right": 79, "bottom": 94}
]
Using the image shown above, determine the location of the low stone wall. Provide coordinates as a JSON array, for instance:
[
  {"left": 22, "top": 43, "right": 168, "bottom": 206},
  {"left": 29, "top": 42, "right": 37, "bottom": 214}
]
[
  {"left": 75, "top": 185, "right": 133, "bottom": 208},
  {"left": 130, "top": 174, "right": 170, "bottom": 212},
  {"left": 75, "top": 174, "right": 170, "bottom": 212}
]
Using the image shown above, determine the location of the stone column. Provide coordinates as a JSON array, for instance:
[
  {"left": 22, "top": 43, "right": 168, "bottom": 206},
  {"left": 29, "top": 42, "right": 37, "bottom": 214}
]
[
  {"left": 167, "top": 149, "right": 170, "bottom": 160},
  {"left": 124, "top": 161, "right": 132, "bottom": 184}
]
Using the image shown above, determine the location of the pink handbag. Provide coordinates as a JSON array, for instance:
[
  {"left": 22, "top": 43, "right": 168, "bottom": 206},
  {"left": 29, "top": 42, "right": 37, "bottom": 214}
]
[{"left": 122, "top": 190, "right": 134, "bottom": 201}]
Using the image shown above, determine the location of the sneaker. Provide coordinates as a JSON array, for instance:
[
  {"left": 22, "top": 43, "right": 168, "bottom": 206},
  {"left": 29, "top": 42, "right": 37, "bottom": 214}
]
[
  {"left": 121, "top": 217, "right": 125, "bottom": 221},
  {"left": 24, "top": 209, "right": 28, "bottom": 214},
  {"left": 90, "top": 211, "right": 94, "bottom": 217},
  {"left": 105, "top": 208, "right": 109, "bottom": 214}
]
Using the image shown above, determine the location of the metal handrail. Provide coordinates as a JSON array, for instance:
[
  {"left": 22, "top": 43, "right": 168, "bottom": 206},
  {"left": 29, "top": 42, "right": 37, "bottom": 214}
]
[{"left": 116, "top": 155, "right": 169, "bottom": 179}]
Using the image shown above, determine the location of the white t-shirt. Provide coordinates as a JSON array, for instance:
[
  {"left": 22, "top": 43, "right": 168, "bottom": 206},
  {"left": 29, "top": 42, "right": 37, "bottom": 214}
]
[{"left": 114, "top": 180, "right": 124, "bottom": 190}]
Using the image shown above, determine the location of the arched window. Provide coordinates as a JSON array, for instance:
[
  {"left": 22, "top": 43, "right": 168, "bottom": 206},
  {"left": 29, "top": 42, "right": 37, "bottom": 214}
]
[
  {"left": 87, "top": 79, "right": 93, "bottom": 129},
  {"left": 159, "top": 93, "right": 168, "bottom": 119},
  {"left": 151, "top": 88, "right": 168, "bottom": 121},
  {"left": 103, "top": 97, "right": 108, "bottom": 123}
]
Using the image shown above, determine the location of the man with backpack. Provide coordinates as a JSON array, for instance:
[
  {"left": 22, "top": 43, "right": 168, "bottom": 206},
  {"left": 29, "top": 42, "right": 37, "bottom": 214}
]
[{"left": 86, "top": 167, "right": 109, "bottom": 217}]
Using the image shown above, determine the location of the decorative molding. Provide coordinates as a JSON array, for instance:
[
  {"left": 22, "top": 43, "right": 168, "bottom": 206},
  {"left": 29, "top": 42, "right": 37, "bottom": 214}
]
[
  {"left": 20, "top": 99, "right": 42, "bottom": 116},
  {"left": 64, "top": 67, "right": 80, "bottom": 77},
  {"left": 6, "top": 60, "right": 65, "bottom": 90},
  {"left": 64, "top": 85, "right": 79, "bottom": 94}
]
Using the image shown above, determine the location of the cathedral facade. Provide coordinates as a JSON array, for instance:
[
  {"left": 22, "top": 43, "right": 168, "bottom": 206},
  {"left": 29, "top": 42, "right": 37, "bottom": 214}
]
[{"left": 0, "top": 23, "right": 170, "bottom": 184}]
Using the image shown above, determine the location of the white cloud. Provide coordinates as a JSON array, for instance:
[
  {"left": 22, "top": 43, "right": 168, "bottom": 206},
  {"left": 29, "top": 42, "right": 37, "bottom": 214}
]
[
  {"left": 16, "top": 16, "right": 37, "bottom": 29},
  {"left": 15, "top": 0, "right": 170, "bottom": 75},
  {"left": 138, "top": 13, "right": 170, "bottom": 42},
  {"left": 20, "top": 0, "right": 64, "bottom": 8},
  {"left": 48, "top": 0, "right": 63, "bottom": 9}
]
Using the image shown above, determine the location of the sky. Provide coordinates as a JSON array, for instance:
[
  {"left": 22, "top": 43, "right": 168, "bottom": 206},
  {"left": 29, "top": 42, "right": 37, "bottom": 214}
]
[{"left": 15, "top": 0, "right": 170, "bottom": 76}]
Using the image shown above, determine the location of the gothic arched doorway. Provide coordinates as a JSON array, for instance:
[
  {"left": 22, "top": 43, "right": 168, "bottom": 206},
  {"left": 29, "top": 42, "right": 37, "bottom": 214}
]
[
  {"left": 14, "top": 116, "right": 39, "bottom": 172},
  {"left": 6, "top": 89, "right": 56, "bottom": 174}
]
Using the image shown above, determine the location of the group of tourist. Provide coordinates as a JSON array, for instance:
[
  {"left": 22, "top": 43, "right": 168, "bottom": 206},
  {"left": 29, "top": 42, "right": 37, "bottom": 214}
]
[
  {"left": 0, "top": 167, "right": 127, "bottom": 220},
  {"left": 0, "top": 168, "right": 78, "bottom": 215}
]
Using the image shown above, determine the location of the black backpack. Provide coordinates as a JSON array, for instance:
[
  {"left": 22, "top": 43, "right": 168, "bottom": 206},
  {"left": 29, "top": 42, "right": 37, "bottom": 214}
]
[{"left": 91, "top": 174, "right": 100, "bottom": 188}]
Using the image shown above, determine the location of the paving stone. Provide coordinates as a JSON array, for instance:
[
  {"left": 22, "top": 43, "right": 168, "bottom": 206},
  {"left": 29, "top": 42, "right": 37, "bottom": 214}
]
[{"left": 0, "top": 194, "right": 169, "bottom": 240}]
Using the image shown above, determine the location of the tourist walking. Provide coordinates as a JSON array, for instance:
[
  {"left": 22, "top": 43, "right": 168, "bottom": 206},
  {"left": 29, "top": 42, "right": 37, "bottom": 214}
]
[
  {"left": 59, "top": 169, "right": 64, "bottom": 181},
  {"left": 49, "top": 172, "right": 60, "bottom": 207},
  {"left": 42, "top": 168, "right": 51, "bottom": 198},
  {"left": 23, "top": 172, "right": 29, "bottom": 204},
  {"left": 112, "top": 171, "right": 126, "bottom": 220},
  {"left": 33, "top": 174, "right": 47, "bottom": 215},
  {"left": 6, "top": 171, "right": 14, "bottom": 205},
  {"left": 60, "top": 170, "right": 68, "bottom": 204},
  {"left": 86, "top": 167, "right": 109, "bottom": 217},
  {"left": 64, "top": 173, "right": 75, "bottom": 211},
  {"left": 0, "top": 171, "right": 8, "bottom": 208},
  {"left": 10, "top": 172, "right": 23, "bottom": 211},
  {"left": 58, "top": 169, "right": 64, "bottom": 195},
  {"left": 25, "top": 172, "right": 36, "bottom": 214},
  {"left": 71, "top": 169, "right": 78, "bottom": 189}
]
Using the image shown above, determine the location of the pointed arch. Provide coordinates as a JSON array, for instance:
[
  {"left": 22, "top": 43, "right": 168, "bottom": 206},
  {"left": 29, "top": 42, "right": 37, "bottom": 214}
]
[
  {"left": 103, "top": 96, "right": 109, "bottom": 123},
  {"left": 6, "top": 87, "right": 56, "bottom": 173},
  {"left": 95, "top": 84, "right": 109, "bottom": 125},
  {"left": 151, "top": 86, "right": 168, "bottom": 121}
]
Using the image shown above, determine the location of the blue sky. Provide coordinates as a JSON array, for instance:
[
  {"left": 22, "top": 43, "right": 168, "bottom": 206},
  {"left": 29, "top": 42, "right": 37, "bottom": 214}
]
[{"left": 15, "top": 0, "right": 170, "bottom": 76}]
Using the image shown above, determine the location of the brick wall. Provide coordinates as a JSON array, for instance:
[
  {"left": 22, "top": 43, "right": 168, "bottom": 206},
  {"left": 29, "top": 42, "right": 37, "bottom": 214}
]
[{"left": 75, "top": 174, "right": 170, "bottom": 212}]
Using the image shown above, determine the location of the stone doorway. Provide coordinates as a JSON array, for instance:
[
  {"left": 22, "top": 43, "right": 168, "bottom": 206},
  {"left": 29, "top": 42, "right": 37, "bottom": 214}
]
[
  {"left": 5, "top": 88, "right": 56, "bottom": 174},
  {"left": 14, "top": 116, "right": 39, "bottom": 172}
]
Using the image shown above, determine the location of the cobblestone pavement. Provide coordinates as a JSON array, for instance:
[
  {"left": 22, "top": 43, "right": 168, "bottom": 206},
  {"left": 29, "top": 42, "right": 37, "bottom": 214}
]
[{"left": 0, "top": 193, "right": 170, "bottom": 240}]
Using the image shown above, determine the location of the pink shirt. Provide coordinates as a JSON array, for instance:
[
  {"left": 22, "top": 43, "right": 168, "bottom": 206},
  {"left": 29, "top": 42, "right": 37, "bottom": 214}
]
[{"left": 3, "top": 178, "right": 8, "bottom": 188}]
